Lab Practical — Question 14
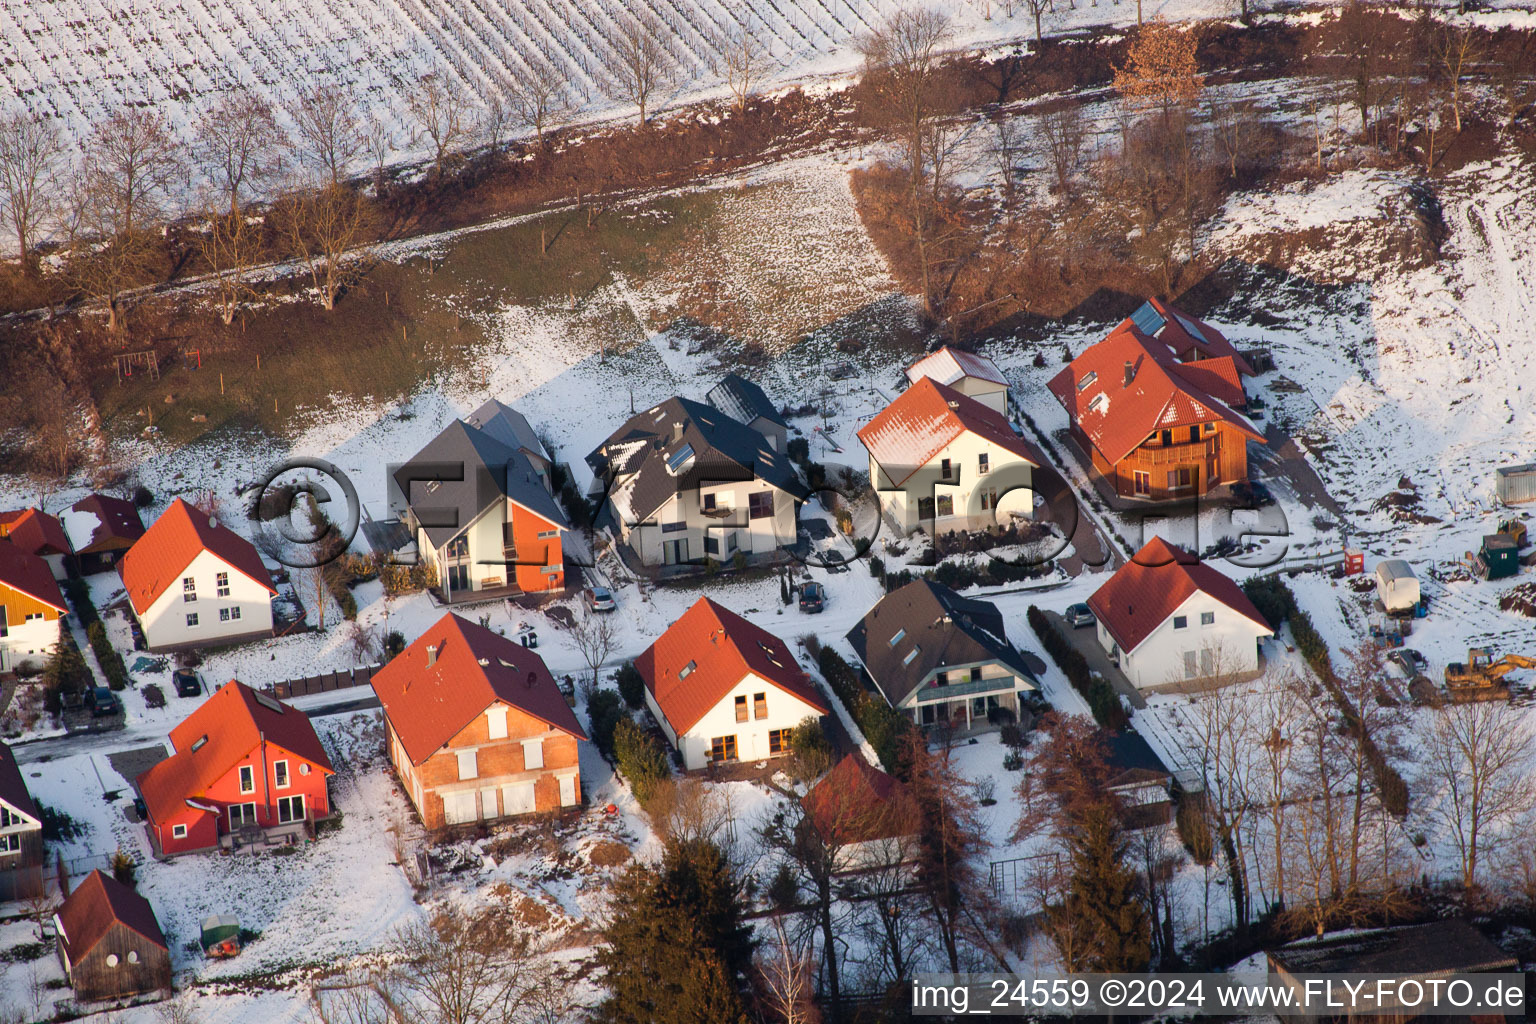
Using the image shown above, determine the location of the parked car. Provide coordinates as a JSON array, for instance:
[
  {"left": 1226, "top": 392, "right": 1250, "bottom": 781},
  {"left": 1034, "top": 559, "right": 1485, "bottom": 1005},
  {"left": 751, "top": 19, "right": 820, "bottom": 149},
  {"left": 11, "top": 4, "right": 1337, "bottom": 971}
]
[
  {"left": 583, "top": 586, "right": 617, "bottom": 612},
  {"left": 85, "top": 686, "right": 121, "bottom": 717},
  {"left": 1230, "top": 481, "right": 1275, "bottom": 509},
  {"left": 799, "top": 581, "right": 826, "bottom": 613},
  {"left": 173, "top": 668, "right": 204, "bottom": 698},
  {"left": 1065, "top": 603, "right": 1096, "bottom": 629}
]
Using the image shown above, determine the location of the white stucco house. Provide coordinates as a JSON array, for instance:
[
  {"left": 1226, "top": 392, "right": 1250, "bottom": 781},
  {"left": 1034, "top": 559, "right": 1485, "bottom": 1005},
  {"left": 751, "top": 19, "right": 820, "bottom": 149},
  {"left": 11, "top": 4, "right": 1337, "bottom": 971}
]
[
  {"left": 904, "top": 346, "right": 1011, "bottom": 415},
  {"left": 1088, "top": 537, "right": 1274, "bottom": 690},
  {"left": 636, "top": 597, "right": 828, "bottom": 770},
  {"left": 119, "top": 500, "right": 276, "bottom": 652},
  {"left": 858, "top": 376, "right": 1043, "bottom": 536},
  {"left": 586, "top": 394, "right": 807, "bottom": 569}
]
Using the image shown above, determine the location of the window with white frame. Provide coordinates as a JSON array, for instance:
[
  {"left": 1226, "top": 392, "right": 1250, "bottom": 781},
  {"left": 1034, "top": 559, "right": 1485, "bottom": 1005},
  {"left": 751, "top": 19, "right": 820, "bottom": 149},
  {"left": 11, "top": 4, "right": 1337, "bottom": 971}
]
[
  {"left": 238, "top": 765, "right": 255, "bottom": 794},
  {"left": 522, "top": 738, "right": 544, "bottom": 770},
  {"left": 1200, "top": 611, "right": 1215, "bottom": 626},
  {"left": 1173, "top": 615, "right": 1188, "bottom": 630},
  {"left": 1200, "top": 648, "right": 1215, "bottom": 676},
  {"left": 171, "top": 824, "right": 187, "bottom": 839},
  {"left": 0, "top": 834, "right": 19, "bottom": 853},
  {"left": 183, "top": 577, "right": 197, "bottom": 602},
  {"left": 457, "top": 749, "right": 478, "bottom": 780},
  {"left": 1183, "top": 651, "right": 1198, "bottom": 679},
  {"left": 273, "top": 760, "right": 289, "bottom": 788},
  {"left": 186, "top": 613, "right": 199, "bottom": 628},
  {"left": 216, "top": 572, "right": 230, "bottom": 598},
  {"left": 487, "top": 707, "right": 509, "bottom": 740},
  {"left": 277, "top": 795, "right": 305, "bottom": 823}
]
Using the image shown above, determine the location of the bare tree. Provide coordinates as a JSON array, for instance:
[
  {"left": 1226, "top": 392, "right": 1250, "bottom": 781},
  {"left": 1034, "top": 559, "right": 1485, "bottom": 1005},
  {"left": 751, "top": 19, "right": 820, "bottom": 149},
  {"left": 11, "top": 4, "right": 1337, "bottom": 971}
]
[
  {"left": 68, "top": 107, "right": 183, "bottom": 331},
  {"left": 406, "top": 72, "right": 476, "bottom": 179},
  {"left": 603, "top": 13, "right": 677, "bottom": 125},
  {"left": 288, "top": 80, "right": 366, "bottom": 186},
  {"left": 194, "top": 85, "right": 283, "bottom": 218},
  {"left": 365, "top": 118, "right": 396, "bottom": 198},
  {"left": 857, "top": 8, "right": 954, "bottom": 181},
  {"left": 1208, "top": 96, "right": 1254, "bottom": 179},
  {"left": 0, "top": 107, "right": 66, "bottom": 273},
  {"left": 21, "top": 890, "right": 55, "bottom": 941},
  {"left": 1421, "top": 700, "right": 1536, "bottom": 892},
  {"left": 1021, "top": 0, "right": 1054, "bottom": 44},
  {"left": 304, "top": 566, "right": 331, "bottom": 629},
  {"left": 755, "top": 912, "right": 817, "bottom": 1024},
  {"left": 1434, "top": 23, "right": 1484, "bottom": 133},
  {"left": 199, "top": 209, "right": 264, "bottom": 325},
  {"left": 1039, "top": 100, "right": 1086, "bottom": 193},
  {"left": 311, "top": 975, "right": 390, "bottom": 1024},
  {"left": 479, "top": 86, "right": 514, "bottom": 155},
  {"left": 388, "top": 907, "right": 539, "bottom": 1024},
  {"left": 1336, "top": 0, "right": 1380, "bottom": 135},
  {"left": 569, "top": 606, "right": 615, "bottom": 690},
  {"left": 717, "top": 13, "right": 775, "bottom": 119},
  {"left": 275, "top": 181, "right": 372, "bottom": 311},
  {"left": 511, "top": 58, "right": 575, "bottom": 147}
]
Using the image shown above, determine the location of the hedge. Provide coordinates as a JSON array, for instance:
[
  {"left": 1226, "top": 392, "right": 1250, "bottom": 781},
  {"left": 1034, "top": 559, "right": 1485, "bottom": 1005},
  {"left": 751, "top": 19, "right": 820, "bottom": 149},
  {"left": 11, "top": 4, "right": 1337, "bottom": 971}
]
[
  {"left": 65, "top": 578, "right": 129, "bottom": 690},
  {"left": 1026, "top": 605, "right": 1127, "bottom": 730},
  {"left": 587, "top": 690, "right": 626, "bottom": 758},
  {"left": 616, "top": 661, "right": 646, "bottom": 709},
  {"left": 816, "top": 646, "right": 912, "bottom": 773},
  {"left": 613, "top": 717, "right": 671, "bottom": 805},
  {"left": 1240, "top": 576, "right": 1409, "bottom": 818}
]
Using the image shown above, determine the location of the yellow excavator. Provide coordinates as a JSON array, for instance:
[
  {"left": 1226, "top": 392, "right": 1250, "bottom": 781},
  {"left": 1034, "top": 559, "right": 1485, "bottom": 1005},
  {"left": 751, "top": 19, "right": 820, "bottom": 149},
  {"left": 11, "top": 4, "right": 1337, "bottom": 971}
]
[
  {"left": 1499, "top": 518, "right": 1529, "bottom": 549},
  {"left": 1444, "top": 648, "right": 1536, "bottom": 698}
]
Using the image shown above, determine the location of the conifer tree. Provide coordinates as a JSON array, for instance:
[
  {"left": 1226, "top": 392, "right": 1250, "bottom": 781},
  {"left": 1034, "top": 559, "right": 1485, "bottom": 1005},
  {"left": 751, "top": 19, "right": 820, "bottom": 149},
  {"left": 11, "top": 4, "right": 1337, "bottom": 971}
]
[{"left": 1051, "top": 804, "right": 1152, "bottom": 972}]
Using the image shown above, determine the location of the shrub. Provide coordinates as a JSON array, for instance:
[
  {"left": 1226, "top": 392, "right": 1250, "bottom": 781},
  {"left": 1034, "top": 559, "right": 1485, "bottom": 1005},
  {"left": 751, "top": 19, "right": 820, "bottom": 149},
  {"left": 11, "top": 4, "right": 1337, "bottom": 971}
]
[
  {"left": 86, "top": 621, "right": 129, "bottom": 691},
  {"left": 868, "top": 555, "right": 885, "bottom": 580},
  {"left": 36, "top": 803, "right": 83, "bottom": 842},
  {"left": 1240, "top": 576, "right": 1295, "bottom": 630},
  {"left": 787, "top": 437, "right": 810, "bottom": 465},
  {"left": 787, "top": 717, "right": 832, "bottom": 780},
  {"left": 732, "top": 551, "right": 748, "bottom": 572},
  {"left": 1026, "top": 605, "right": 1126, "bottom": 730},
  {"left": 613, "top": 718, "right": 671, "bottom": 805},
  {"left": 133, "top": 486, "right": 153, "bottom": 508},
  {"left": 587, "top": 691, "right": 626, "bottom": 758},
  {"left": 1176, "top": 797, "right": 1215, "bottom": 865},
  {"left": 616, "top": 661, "right": 646, "bottom": 710},
  {"left": 384, "top": 631, "right": 407, "bottom": 658},
  {"left": 110, "top": 849, "right": 136, "bottom": 888},
  {"left": 855, "top": 694, "right": 911, "bottom": 774}
]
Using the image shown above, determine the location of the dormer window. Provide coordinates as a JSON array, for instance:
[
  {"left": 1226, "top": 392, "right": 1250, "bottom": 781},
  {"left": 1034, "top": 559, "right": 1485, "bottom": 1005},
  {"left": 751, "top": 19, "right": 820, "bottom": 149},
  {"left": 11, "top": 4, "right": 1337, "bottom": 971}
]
[
  {"left": 679, "top": 660, "right": 696, "bottom": 680},
  {"left": 1087, "top": 393, "right": 1107, "bottom": 415}
]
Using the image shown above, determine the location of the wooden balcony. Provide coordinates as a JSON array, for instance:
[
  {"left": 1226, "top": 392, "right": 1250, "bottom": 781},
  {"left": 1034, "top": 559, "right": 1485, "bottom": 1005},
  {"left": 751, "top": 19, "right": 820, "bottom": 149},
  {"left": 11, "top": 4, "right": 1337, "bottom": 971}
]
[{"left": 1131, "top": 439, "right": 1218, "bottom": 467}]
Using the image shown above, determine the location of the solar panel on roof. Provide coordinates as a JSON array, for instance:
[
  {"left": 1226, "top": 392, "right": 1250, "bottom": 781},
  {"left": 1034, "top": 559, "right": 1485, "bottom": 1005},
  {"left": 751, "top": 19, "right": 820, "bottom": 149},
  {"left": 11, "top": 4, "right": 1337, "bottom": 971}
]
[
  {"left": 665, "top": 444, "right": 695, "bottom": 472},
  {"left": 252, "top": 691, "right": 285, "bottom": 713},
  {"left": 1130, "top": 301, "right": 1165, "bottom": 336}
]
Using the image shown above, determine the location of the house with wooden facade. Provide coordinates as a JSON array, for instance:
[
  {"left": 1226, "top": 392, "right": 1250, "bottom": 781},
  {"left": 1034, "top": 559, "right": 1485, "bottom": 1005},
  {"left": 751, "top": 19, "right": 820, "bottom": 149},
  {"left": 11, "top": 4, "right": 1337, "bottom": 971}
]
[
  {"left": 0, "top": 540, "right": 67, "bottom": 675},
  {"left": 858, "top": 376, "right": 1042, "bottom": 536},
  {"left": 904, "top": 346, "right": 1011, "bottom": 416},
  {"left": 846, "top": 579, "right": 1036, "bottom": 730},
  {"left": 62, "top": 494, "right": 145, "bottom": 575},
  {"left": 587, "top": 394, "right": 807, "bottom": 570},
  {"left": 392, "top": 405, "right": 570, "bottom": 603},
  {"left": 1088, "top": 537, "right": 1274, "bottom": 690},
  {"left": 0, "top": 739, "right": 45, "bottom": 898},
  {"left": 372, "top": 612, "right": 588, "bottom": 828},
  {"left": 1049, "top": 299, "right": 1265, "bottom": 501},
  {"left": 0, "top": 508, "right": 72, "bottom": 581},
  {"left": 120, "top": 500, "right": 276, "bottom": 651},
  {"left": 136, "top": 680, "right": 334, "bottom": 856},
  {"left": 55, "top": 870, "right": 172, "bottom": 1003},
  {"left": 636, "top": 597, "right": 828, "bottom": 770}
]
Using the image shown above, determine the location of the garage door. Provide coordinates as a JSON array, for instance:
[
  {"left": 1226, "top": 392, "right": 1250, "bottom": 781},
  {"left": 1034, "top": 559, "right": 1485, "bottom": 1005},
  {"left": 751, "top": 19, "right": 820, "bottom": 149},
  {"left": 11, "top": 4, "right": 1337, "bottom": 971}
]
[
  {"left": 443, "top": 790, "right": 478, "bottom": 825},
  {"left": 502, "top": 782, "right": 536, "bottom": 816}
]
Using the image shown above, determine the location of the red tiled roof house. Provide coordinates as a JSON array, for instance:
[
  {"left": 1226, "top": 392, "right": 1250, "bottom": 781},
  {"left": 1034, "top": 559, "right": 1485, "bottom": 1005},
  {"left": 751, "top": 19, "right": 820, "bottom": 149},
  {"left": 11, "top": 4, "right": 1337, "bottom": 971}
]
[
  {"left": 136, "top": 680, "right": 334, "bottom": 856},
  {"left": 0, "top": 739, "right": 44, "bottom": 881},
  {"left": 905, "top": 346, "right": 1011, "bottom": 415},
  {"left": 1088, "top": 537, "right": 1274, "bottom": 690},
  {"left": 637, "top": 597, "right": 828, "bottom": 770},
  {"left": 1049, "top": 299, "right": 1265, "bottom": 501},
  {"left": 0, "top": 540, "right": 68, "bottom": 675},
  {"left": 373, "top": 613, "right": 588, "bottom": 828},
  {"left": 0, "top": 508, "right": 72, "bottom": 581},
  {"left": 858, "top": 377, "right": 1042, "bottom": 536},
  {"left": 802, "top": 753, "right": 921, "bottom": 873},
  {"left": 54, "top": 870, "right": 172, "bottom": 1002},
  {"left": 120, "top": 499, "right": 276, "bottom": 651}
]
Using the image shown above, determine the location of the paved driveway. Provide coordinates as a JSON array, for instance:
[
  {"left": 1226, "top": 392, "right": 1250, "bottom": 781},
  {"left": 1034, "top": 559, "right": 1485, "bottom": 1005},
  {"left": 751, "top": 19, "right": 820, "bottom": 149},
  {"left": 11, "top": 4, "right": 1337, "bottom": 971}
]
[{"left": 1041, "top": 609, "right": 1147, "bottom": 711}]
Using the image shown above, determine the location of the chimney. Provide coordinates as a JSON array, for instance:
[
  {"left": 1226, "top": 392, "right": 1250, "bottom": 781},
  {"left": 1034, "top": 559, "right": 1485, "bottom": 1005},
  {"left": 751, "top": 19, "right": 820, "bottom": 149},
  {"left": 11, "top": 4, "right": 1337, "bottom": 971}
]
[
  {"left": 426, "top": 644, "right": 438, "bottom": 667},
  {"left": 1123, "top": 360, "right": 1135, "bottom": 387},
  {"left": 672, "top": 421, "right": 683, "bottom": 443}
]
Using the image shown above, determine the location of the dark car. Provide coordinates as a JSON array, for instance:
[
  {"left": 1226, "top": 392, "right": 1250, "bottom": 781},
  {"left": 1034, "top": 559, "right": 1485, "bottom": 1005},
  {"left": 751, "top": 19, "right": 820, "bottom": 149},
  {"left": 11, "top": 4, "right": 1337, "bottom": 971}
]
[
  {"left": 173, "top": 668, "right": 203, "bottom": 698},
  {"left": 1065, "top": 603, "right": 1096, "bottom": 629},
  {"left": 1230, "top": 481, "right": 1275, "bottom": 510},
  {"left": 1388, "top": 649, "right": 1429, "bottom": 678},
  {"left": 86, "top": 686, "right": 121, "bottom": 717},
  {"left": 799, "top": 581, "right": 826, "bottom": 613}
]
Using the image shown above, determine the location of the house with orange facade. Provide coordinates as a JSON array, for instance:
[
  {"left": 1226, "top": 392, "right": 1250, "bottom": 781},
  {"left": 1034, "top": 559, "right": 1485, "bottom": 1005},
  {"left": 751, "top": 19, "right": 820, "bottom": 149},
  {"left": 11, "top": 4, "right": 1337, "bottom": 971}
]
[
  {"left": 392, "top": 403, "right": 570, "bottom": 603},
  {"left": 0, "top": 540, "right": 67, "bottom": 675},
  {"left": 372, "top": 612, "right": 587, "bottom": 829},
  {"left": 1049, "top": 299, "right": 1265, "bottom": 502},
  {"left": 136, "top": 680, "right": 334, "bottom": 856}
]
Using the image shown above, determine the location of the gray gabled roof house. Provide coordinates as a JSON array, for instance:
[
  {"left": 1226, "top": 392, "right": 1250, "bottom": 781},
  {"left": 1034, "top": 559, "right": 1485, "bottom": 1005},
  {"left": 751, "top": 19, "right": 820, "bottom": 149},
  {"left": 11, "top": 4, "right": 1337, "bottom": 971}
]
[
  {"left": 394, "top": 407, "right": 571, "bottom": 602},
  {"left": 586, "top": 394, "right": 807, "bottom": 570},
  {"left": 846, "top": 579, "right": 1035, "bottom": 730}
]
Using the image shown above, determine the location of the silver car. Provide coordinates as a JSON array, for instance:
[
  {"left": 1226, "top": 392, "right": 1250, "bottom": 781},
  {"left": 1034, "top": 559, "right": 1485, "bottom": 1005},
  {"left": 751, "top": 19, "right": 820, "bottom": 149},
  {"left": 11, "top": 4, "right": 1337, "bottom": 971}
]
[
  {"left": 584, "top": 586, "right": 617, "bottom": 612},
  {"left": 1065, "top": 603, "right": 1095, "bottom": 628}
]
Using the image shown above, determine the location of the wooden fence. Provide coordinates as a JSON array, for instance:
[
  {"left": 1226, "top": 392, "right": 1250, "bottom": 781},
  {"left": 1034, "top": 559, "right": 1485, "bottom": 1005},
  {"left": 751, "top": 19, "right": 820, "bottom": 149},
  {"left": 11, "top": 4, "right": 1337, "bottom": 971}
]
[{"left": 266, "top": 665, "right": 380, "bottom": 700}]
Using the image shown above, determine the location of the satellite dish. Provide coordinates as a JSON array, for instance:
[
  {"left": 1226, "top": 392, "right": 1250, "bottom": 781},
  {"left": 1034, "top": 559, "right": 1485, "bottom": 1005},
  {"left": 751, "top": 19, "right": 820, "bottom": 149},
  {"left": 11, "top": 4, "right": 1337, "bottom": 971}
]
[
  {"left": 299, "top": 763, "right": 311, "bottom": 776},
  {"left": 106, "top": 954, "right": 119, "bottom": 967}
]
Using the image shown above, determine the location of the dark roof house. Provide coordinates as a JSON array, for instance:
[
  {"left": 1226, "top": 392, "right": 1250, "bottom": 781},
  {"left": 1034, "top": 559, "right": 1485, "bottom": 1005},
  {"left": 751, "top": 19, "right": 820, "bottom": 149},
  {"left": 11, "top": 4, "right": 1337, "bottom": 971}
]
[
  {"left": 62, "top": 495, "right": 145, "bottom": 572},
  {"left": 55, "top": 870, "right": 171, "bottom": 1002},
  {"left": 707, "top": 373, "right": 788, "bottom": 452}
]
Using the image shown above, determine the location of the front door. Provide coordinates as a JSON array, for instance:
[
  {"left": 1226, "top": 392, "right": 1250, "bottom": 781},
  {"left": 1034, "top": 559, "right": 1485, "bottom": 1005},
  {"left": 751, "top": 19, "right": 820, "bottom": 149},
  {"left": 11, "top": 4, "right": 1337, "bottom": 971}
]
[
  {"left": 228, "top": 803, "right": 258, "bottom": 829},
  {"left": 447, "top": 563, "right": 470, "bottom": 592},
  {"left": 663, "top": 539, "right": 688, "bottom": 565}
]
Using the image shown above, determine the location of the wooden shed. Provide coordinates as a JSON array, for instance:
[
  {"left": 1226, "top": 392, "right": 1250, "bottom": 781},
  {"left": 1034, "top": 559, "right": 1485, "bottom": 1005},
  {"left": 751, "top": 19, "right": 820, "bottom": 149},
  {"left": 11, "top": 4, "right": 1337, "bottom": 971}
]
[{"left": 55, "top": 870, "right": 171, "bottom": 1002}]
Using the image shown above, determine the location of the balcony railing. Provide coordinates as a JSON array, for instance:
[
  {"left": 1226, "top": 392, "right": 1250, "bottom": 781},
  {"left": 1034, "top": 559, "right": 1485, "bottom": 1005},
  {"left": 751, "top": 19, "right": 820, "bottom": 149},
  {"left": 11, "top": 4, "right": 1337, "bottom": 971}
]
[{"left": 1132, "top": 440, "right": 1218, "bottom": 467}]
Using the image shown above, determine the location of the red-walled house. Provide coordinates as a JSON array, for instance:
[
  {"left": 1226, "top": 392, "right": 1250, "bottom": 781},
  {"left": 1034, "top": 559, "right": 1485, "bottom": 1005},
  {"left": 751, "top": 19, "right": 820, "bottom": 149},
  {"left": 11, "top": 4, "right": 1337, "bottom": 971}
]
[
  {"left": 373, "top": 613, "right": 588, "bottom": 829},
  {"left": 136, "top": 680, "right": 334, "bottom": 857}
]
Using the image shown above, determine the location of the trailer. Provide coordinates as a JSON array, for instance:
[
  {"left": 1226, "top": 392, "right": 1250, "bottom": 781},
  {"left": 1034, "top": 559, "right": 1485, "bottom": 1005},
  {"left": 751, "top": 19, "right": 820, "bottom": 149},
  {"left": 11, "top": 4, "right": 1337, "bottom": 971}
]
[
  {"left": 1497, "top": 463, "right": 1536, "bottom": 505},
  {"left": 1474, "top": 534, "right": 1521, "bottom": 580},
  {"left": 1375, "top": 559, "right": 1421, "bottom": 615}
]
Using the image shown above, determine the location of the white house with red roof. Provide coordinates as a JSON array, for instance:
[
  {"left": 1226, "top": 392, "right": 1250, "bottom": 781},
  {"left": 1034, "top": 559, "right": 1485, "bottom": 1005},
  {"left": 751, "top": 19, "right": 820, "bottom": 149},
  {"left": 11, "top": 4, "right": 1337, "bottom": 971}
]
[
  {"left": 904, "top": 346, "right": 1011, "bottom": 415},
  {"left": 636, "top": 597, "right": 828, "bottom": 770},
  {"left": 0, "top": 540, "right": 67, "bottom": 674},
  {"left": 1088, "top": 537, "right": 1274, "bottom": 690},
  {"left": 1049, "top": 300, "right": 1265, "bottom": 502},
  {"left": 136, "top": 680, "right": 334, "bottom": 856},
  {"left": 858, "top": 376, "right": 1043, "bottom": 535},
  {"left": 371, "top": 612, "right": 588, "bottom": 828},
  {"left": 120, "top": 499, "right": 276, "bottom": 652}
]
